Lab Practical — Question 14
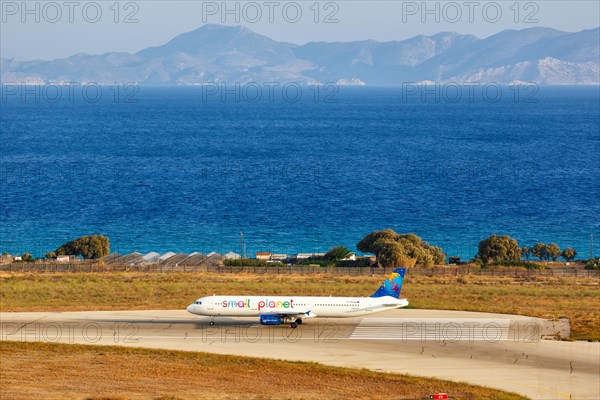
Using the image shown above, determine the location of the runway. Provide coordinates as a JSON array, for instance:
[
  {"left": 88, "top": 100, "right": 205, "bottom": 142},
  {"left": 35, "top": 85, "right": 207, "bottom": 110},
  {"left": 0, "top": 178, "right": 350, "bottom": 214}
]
[{"left": 1, "top": 309, "right": 598, "bottom": 400}]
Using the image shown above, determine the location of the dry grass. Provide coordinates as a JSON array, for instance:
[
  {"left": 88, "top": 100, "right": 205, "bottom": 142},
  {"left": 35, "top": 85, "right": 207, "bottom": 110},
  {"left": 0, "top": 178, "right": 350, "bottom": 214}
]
[
  {"left": 0, "top": 341, "right": 528, "bottom": 400},
  {"left": 1, "top": 271, "right": 598, "bottom": 340},
  {"left": 405, "top": 274, "right": 600, "bottom": 341}
]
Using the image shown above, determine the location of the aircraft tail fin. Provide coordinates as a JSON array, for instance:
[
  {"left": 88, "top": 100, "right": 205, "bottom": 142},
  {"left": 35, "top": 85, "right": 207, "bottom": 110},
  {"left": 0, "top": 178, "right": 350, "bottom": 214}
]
[{"left": 370, "top": 268, "right": 406, "bottom": 299}]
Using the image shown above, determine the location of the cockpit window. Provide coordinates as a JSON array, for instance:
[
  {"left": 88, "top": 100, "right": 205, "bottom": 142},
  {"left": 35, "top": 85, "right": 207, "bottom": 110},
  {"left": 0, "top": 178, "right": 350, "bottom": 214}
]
[{"left": 195, "top": 301, "right": 202, "bottom": 305}]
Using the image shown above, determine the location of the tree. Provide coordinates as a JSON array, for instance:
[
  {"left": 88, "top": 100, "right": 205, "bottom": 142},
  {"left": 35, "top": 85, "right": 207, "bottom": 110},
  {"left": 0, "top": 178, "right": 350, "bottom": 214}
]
[
  {"left": 477, "top": 234, "right": 521, "bottom": 264},
  {"left": 532, "top": 242, "right": 548, "bottom": 261},
  {"left": 421, "top": 242, "right": 446, "bottom": 265},
  {"left": 21, "top": 253, "right": 33, "bottom": 262},
  {"left": 561, "top": 247, "right": 577, "bottom": 262},
  {"left": 521, "top": 246, "right": 531, "bottom": 260},
  {"left": 325, "top": 246, "right": 352, "bottom": 261},
  {"left": 546, "top": 243, "right": 561, "bottom": 261},
  {"left": 45, "top": 251, "right": 57, "bottom": 259},
  {"left": 357, "top": 230, "right": 399, "bottom": 253},
  {"left": 53, "top": 234, "right": 110, "bottom": 259},
  {"left": 357, "top": 229, "right": 399, "bottom": 267},
  {"left": 377, "top": 241, "right": 406, "bottom": 269},
  {"left": 357, "top": 230, "right": 445, "bottom": 268}
]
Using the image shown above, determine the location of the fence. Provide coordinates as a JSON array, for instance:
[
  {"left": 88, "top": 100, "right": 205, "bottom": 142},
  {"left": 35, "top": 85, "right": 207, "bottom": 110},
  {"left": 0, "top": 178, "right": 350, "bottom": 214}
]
[{"left": 1, "top": 263, "right": 599, "bottom": 278}]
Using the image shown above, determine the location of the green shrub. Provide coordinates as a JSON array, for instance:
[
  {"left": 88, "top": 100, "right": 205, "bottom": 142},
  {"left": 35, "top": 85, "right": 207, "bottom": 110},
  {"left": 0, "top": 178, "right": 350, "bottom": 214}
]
[
  {"left": 585, "top": 258, "right": 600, "bottom": 270},
  {"left": 471, "top": 257, "right": 484, "bottom": 266},
  {"left": 324, "top": 246, "right": 352, "bottom": 261},
  {"left": 490, "top": 260, "right": 546, "bottom": 270},
  {"left": 296, "top": 259, "right": 335, "bottom": 267},
  {"left": 223, "top": 258, "right": 283, "bottom": 267},
  {"left": 335, "top": 258, "right": 372, "bottom": 268}
]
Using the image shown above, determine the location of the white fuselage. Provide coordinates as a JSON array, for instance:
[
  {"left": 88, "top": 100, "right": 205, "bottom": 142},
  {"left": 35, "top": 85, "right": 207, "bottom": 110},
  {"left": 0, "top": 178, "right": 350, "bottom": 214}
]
[{"left": 187, "top": 295, "right": 409, "bottom": 318}]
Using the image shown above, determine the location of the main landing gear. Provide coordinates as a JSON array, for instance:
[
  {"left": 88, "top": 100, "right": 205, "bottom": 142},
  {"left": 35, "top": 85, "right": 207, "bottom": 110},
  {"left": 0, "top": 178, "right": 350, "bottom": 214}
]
[
  {"left": 209, "top": 317, "right": 215, "bottom": 326},
  {"left": 290, "top": 318, "right": 303, "bottom": 329}
]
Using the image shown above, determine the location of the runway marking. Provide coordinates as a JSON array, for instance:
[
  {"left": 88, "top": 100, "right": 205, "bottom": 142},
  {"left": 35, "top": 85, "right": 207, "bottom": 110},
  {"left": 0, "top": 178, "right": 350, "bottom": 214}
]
[
  {"left": 2, "top": 336, "right": 340, "bottom": 342},
  {"left": 349, "top": 318, "right": 511, "bottom": 341},
  {"left": 2, "top": 317, "right": 516, "bottom": 342}
]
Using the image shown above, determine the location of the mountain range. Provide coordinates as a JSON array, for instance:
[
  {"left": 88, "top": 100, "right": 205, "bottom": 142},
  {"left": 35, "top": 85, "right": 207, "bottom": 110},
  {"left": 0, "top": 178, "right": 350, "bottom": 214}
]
[{"left": 1, "top": 24, "right": 599, "bottom": 85}]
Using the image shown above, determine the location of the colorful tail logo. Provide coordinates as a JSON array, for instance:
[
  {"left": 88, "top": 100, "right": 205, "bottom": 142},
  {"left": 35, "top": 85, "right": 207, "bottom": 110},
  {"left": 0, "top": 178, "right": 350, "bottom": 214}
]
[{"left": 370, "top": 268, "right": 406, "bottom": 298}]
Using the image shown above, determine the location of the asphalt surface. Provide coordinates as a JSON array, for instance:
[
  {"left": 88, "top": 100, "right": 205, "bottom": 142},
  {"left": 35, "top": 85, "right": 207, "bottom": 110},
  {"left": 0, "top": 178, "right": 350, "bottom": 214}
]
[{"left": 1, "top": 309, "right": 598, "bottom": 400}]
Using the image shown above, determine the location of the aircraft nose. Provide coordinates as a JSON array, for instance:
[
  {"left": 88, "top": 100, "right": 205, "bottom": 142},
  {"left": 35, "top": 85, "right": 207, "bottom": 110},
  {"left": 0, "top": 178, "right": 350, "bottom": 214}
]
[{"left": 187, "top": 304, "right": 195, "bottom": 314}]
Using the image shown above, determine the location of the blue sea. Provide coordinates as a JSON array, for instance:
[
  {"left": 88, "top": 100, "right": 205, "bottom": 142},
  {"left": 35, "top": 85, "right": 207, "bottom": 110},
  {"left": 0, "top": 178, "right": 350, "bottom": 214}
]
[{"left": 1, "top": 85, "right": 599, "bottom": 259}]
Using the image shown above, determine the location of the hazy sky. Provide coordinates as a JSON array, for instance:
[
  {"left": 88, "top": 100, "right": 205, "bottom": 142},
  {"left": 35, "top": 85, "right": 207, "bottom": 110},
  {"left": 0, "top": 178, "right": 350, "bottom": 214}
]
[{"left": 1, "top": 1, "right": 599, "bottom": 60}]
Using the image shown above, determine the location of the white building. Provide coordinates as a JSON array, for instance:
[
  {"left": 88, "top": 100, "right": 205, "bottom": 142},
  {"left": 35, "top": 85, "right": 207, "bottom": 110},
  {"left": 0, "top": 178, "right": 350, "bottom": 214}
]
[
  {"left": 224, "top": 252, "right": 241, "bottom": 260},
  {"left": 271, "top": 254, "right": 288, "bottom": 262}
]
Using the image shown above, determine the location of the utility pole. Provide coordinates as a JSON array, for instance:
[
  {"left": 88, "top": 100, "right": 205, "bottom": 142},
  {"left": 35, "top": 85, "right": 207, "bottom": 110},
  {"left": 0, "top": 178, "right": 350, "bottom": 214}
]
[
  {"left": 591, "top": 233, "right": 594, "bottom": 260},
  {"left": 239, "top": 231, "right": 243, "bottom": 259}
]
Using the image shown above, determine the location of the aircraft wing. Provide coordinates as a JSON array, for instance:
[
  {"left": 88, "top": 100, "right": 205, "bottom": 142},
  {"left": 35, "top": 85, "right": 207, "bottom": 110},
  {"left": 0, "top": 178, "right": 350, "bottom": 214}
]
[
  {"left": 371, "top": 299, "right": 409, "bottom": 310},
  {"left": 358, "top": 299, "right": 409, "bottom": 312}
]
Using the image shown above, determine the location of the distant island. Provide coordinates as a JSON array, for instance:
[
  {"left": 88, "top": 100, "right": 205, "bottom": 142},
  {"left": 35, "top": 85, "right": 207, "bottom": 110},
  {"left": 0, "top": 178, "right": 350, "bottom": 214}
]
[{"left": 1, "top": 24, "right": 599, "bottom": 85}]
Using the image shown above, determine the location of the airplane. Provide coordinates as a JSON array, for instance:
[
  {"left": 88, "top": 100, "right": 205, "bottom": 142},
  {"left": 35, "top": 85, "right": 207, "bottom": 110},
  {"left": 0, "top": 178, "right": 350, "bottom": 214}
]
[{"left": 187, "top": 268, "right": 408, "bottom": 328}]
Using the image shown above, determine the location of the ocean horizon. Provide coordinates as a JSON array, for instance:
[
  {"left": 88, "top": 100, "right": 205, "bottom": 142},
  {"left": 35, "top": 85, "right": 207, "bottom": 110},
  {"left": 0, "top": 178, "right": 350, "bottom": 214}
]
[{"left": 1, "top": 85, "right": 599, "bottom": 259}]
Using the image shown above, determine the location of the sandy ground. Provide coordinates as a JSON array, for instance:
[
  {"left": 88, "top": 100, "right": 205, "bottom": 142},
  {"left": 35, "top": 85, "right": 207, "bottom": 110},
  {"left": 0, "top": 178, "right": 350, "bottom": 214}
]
[{"left": 1, "top": 309, "right": 598, "bottom": 400}]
